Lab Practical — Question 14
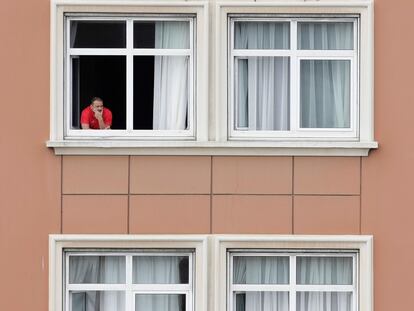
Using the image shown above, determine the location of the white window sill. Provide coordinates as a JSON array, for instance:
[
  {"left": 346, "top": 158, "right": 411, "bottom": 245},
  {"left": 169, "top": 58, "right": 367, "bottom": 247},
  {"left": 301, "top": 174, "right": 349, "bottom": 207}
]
[{"left": 46, "top": 140, "right": 378, "bottom": 156}]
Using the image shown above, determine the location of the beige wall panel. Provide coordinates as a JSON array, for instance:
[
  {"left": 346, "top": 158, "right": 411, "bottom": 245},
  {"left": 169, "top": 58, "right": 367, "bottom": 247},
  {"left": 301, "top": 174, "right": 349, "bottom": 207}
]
[
  {"left": 361, "top": 1, "right": 414, "bottom": 310},
  {"left": 62, "top": 195, "right": 128, "bottom": 233},
  {"left": 129, "top": 195, "right": 210, "bottom": 233},
  {"left": 62, "top": 156, "right": 129, "bottom": 194},
  {"left": 212, "top": 157, "right": 292, "bottom": 194},
  {"left": 294, "top": 157, "right": 360, "bottom": 195},
  {"left": 212, "top": 195, "right": 292, "bottom": 233},
  {"left": 294, "top": 195, "right": 360, "bottom": 234},
  {"left": 130, "top": 156, "right": 211, "bottom": 194},
  {"left": 0, "top": 0, "right": 61, "bottom": 310}
]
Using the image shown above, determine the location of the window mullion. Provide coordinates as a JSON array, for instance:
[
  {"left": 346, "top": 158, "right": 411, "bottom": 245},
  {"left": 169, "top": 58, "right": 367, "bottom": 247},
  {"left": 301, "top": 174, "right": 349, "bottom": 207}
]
[
  {"left": 126, "top": 19, "right": 134, "bottom": 132},
  {"left": 290, "top": 20, "right": 299, "bottom": 134},
  {"left": 290, "top": 255, "right": 296, "bottom": 311},
  {"left": 126, "top": 255, "right": 133, "bottom": 311}
]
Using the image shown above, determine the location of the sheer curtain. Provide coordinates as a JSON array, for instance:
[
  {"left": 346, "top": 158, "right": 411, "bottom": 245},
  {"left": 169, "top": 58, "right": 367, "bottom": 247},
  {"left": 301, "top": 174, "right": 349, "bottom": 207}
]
[
  {"left": 70, "top": 256, "right": 125, "bottom": 311},
  {"left": 296, "top": 257, "right": 353, "bottom": 311},
  {"left": 235, "top": 22, "right": 290, "bottom": 131},
  {"left": 153, "top": 22, "right": 189, "bottom": 130},
  {"left": 298, "top": 23, "right": 353, "bottom": 128},
  {"left": 233, "top": 257, "right": 289, "bottom": 311}
]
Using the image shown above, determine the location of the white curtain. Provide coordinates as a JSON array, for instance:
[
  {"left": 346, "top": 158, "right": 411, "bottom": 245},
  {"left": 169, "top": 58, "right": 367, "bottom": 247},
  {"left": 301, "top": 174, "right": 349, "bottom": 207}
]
[
  {"left": 133, "top": 257, "right": 185, "bottom": 311},
  {"left": 70, "top": 256, "right": 125, "bottom": 311},
  {"left": 296, "top": 257, "right": 353, "bottom": 311},
  {"left": 234, "top": 257, "right": 289, "bottom": 311},
  {"left": 298, "top": 23, "right": 353, "bottom": 128},
  {"left": 235, "top": 22, "right": 290, "bottom": 131},
  {"left": 153, "top": 22, "right": 189, "bottom": 130}
]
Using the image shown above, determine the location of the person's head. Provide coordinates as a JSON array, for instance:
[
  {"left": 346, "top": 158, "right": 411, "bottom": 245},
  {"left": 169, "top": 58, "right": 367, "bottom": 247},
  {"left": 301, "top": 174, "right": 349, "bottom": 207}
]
[{"left": 90, "top": 97, "right": 104, "bottom": 112}]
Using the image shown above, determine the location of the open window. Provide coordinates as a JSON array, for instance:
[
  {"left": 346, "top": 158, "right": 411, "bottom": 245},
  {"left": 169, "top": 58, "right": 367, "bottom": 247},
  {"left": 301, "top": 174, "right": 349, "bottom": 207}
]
[{"left": 66, "top": 15, "right": 195, "bottom": 138}]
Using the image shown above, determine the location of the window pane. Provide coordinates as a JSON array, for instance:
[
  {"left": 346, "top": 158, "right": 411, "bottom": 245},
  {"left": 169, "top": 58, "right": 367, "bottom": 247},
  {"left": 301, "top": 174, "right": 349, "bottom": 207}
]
[
  {"left": 300, "top": 60, "right": 350, "bottom": 128},
  {"left": 235, "top": 292, "right": 289, "bottom": 311},
  {"left": 236, "top": 57, "right": 290, "bottom": 131},
  {"left": 134, "top": 56, "right": 189, "bottom": 130},
  {"left": 135, "top": 294, "right": 186, "bottom": 311},
  {"left": 70, "top": 21, "right": 126, "bottom": 48},
  {"left": 296, "top": 292, "right": 352, "bottom": 311},
  {"left": 72, "top": 56, "right": 126, "bottom": 130},
  {"left": 71, "top": 291, "right": 125, "bottom": 311},
  {"left": 298, "top": 22, "right": 353, "bottom": 50},
  {"left": 297, "top": 257, "right": 353, "bottom": 285},
  {"left": 133, "top": 256, "right": 189, "bottom": 284},
  {"left": 233, "top": 256, "right": 289, "bottom": 284},
  {"left": 134, "top": 21, "right": 190, "bottom": 49},
  {"left": 234, "top": 22, "right": 290, "bottom": 49},
  {"left": 69, "top": 256, "right": 125, "bottom": 284}
]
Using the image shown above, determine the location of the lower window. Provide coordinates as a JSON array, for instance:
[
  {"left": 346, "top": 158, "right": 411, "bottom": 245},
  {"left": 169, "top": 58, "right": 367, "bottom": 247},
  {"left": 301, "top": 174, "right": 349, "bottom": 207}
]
[
  {"left": 229, "top": 251, "right": 357, "bottom": 311},
  {"left": 65, "top": 251, "right": 193, "bottom": 311}
]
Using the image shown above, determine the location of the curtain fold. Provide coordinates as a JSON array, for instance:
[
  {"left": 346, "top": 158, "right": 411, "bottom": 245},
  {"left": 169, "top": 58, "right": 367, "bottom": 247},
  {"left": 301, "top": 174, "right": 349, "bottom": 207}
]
[{"left": 153, "top": 22, "right": 189, "bottom": 130}]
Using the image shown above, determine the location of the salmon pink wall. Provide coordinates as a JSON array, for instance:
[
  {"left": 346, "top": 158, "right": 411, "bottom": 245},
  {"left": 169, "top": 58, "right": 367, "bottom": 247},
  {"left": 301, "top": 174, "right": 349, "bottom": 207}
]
[{"left": 0, "top": 0, "right": 413, "bottom": 311}]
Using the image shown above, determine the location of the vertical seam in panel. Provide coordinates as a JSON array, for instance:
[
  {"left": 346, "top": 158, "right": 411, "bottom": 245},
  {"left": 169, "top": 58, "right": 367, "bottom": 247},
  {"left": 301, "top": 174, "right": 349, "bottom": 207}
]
[
  {"left": 292, "top": 156, "right": 295, "bottom": 234},
  {"left": 128, "top": 156, "right": 131, "bottom": 234},
  {"left": 60, "top": 156, "right": 63, "bottom": 234},
  {"left": 359, "top": 156, "right": 362, "bottom": 234},
  {"left": 210, "top": 156, "right": 213, "bottom": 234}
]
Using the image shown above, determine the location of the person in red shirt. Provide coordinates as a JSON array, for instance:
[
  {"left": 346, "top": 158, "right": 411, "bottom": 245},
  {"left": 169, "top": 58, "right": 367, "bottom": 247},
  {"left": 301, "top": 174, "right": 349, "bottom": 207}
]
[{"left": 80, "top": 97, "right": 113, "bottom": 129}]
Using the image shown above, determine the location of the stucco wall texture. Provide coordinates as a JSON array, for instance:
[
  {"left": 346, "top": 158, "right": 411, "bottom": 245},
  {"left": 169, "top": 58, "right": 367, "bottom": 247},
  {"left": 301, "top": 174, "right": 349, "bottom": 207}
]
[{"left": 0, "top": 0, "right": 414, "bottom": 310}]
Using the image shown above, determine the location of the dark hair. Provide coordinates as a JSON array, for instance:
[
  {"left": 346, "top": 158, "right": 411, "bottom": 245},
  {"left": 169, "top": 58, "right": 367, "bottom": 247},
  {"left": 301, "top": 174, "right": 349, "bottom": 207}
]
[{"left": 91, "top": 97, "right": 103, "bottom": 104}]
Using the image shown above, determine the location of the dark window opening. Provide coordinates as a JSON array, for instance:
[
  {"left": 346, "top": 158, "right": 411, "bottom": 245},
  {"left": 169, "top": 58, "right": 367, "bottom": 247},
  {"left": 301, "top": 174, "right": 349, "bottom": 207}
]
[
  {"left": 70, "top": 21, "right": 126, "bottom": 48},
  {"left": 71, "top": 56, "right": 126, "bottom": 130},
  {"left": 133, "top": 22, "right": 156, "bottom": 48}
]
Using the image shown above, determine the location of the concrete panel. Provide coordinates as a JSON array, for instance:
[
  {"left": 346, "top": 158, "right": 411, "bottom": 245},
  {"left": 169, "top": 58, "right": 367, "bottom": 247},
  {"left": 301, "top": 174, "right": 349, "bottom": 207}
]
[{"left": 213, "top": 157, "right": 292, "bottom": 194}]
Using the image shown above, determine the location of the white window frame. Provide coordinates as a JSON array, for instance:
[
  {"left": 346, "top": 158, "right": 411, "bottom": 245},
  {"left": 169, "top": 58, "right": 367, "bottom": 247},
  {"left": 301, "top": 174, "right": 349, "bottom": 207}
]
[
  {"left": 65, "top": 15, "right": 196, "bottom": 139},
  {"left": 229, "top": 16, "right": 359, "bottom": 140},
  {"left": 49, "top": 235, "right": 208, "bottom": 311},
  {"left": 228, "top": 251, "right": 358, "bottom": 311}
]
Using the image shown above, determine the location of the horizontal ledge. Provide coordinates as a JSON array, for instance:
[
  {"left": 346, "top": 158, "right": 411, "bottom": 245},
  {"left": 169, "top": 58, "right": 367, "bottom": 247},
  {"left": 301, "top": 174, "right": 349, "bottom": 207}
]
[{"left": 47, "top": 140, "right": 378, "bottom": 156}]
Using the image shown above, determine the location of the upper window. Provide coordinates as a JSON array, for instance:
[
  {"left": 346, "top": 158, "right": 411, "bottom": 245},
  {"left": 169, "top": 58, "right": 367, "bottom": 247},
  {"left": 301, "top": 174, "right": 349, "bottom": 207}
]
[
  {"left": 66, "top": 15, "right": 195, "bottom": 138},
  {"left": 229, "top": 16, "right": 358, "bottom": 140}
]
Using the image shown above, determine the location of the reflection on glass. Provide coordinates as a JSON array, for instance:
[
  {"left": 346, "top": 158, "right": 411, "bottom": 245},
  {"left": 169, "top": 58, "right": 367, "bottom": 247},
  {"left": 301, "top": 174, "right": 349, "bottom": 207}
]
[
  {"left": 70, "top": 21, "right": 126, "bottom": 48},
  {"left": 69, "top": 256, "right": 125, "bottom": 284},
  {"left": 234, "top": 22, "right": 290, "bottom": 49},
  {"left": 71, "top": 291, "right": 125, "bottom": 311},
  {"left": 134, "top": 21, "right": 190, "bottom": 49},
  {"left": 235, "top": 292, "right": 289, "bottom": 311},
  {"left": 300, "top": 60, "right": 350, "bottom": 128},
  {"left": 296, "top": 292, "right": 352, "bottom": 311},
  {"left": 135, "top": 294, "right": 186, "bottom": 311},
  {"left": 233, "top": 256, "right": 289, "bottom": 284},
  {"left": 298, "top": 22, "right": 354, "bottom": 50},
  {"left": 297, "top": 257, "right": 353, "bottom": 285},
  {"left": 236, "top": 57, "right": 290, "bottom": 131},
  {"left": 133, "top": 256, "right": 189, "bottom": 284}
]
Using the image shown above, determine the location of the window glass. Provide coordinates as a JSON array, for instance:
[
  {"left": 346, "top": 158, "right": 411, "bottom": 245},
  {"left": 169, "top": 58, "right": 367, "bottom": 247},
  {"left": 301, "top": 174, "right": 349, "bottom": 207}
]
[
  {"left": 296, "top": 257, "right": 353, "bottom": 285},
  {"left": 236, "top": 57, "right": 290, "bottom": 131},
  {"left": 300, "top": 60, "right": 351, "bottom": 128},
  {"left": 233, "top": 256, "right": 289, "bottom": 284},
  {"left": 71, "top": 291, "right": 125, "bottom": 311},
  {"left": 70, "top": 21, "right": 126, "bottom": 48},
  {"left": 234, "top": 22, "right": 290, "bottom": 49},
  {"left": 234, "top": 292, "right": 289, "bottom": 311},
  {"left": 298, "top": 22, "right": 353, "bottom": 50},
  {"left": 134, "top": 21, "right": 190, "bottom": 49},
  {"left": 135, "top": 294, "right": 186, "bottom": 311},
  {"left": 69, "top": 256, "right": 126, "bottom": 284},
  {"left": 71, "top": 56, "right": 126, "bottom": 130},
  {"left": 133, "top": 256, "right": 189, "bottom": 284},
  {"left": 296, "top": 292, "right": 352, "bottom": 311}
]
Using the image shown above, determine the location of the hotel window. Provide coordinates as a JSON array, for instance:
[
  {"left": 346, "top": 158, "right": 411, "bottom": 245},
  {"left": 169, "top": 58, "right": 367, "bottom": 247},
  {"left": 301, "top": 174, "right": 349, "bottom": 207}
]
[
  {"left": 66, "top": 15, "right": 195, "bottom": 139},
  {"left": 229, "top": 16, "right": 359, "bottom": 140},
  {"left": 229, "top": 251, "right": 357, "bottom": 311},
  {"left": 64, "top": 251, "right": 193, "bottom": 311}
]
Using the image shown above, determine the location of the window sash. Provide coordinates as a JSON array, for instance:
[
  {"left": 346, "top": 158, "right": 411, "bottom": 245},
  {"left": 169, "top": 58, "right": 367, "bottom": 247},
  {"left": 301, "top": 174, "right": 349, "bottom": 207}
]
[
  {"left": 229, "top": 17, "right": 359, "bottom": 140},
  {"left": 228, "top": 252, "right": 358, "bottom": 311},
  {"left": 64, "top": 16, "right": 195, "bottom": 138},
  {"left": 65, "top": 251, "right": 194, "bottom": 311}
]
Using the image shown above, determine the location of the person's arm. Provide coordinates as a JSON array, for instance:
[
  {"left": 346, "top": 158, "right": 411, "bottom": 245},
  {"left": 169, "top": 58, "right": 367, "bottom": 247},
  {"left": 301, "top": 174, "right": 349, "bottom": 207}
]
[
  {"left": 93, "top": 110, "right": 108, "bottom": 129},
  {"left": 81, "top": 123, "right": 90, "bottom": 129},
  {"left": 103, "top": 109, "right": 112, "bottom": 129}
]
